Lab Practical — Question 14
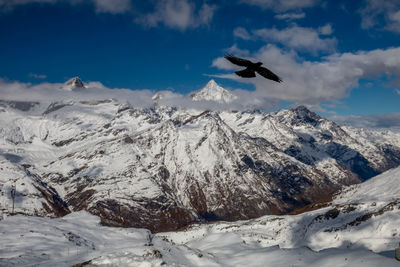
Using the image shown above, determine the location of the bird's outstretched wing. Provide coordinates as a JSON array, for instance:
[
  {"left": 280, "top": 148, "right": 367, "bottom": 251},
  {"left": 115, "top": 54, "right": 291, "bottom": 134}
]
[
  {"left": 235, "top": 68, "right": 256, "bottom": 78},
  {"left": 256, "top": 66, "right": 282, "bottom": 83},
  {"left": 224, "top": 54, "right": 253, "bottom": 67}
]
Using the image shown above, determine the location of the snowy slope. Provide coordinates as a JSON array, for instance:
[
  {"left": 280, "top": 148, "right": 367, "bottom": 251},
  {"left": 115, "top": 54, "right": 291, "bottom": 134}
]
[
  {"left": 0, "top": 155, "right": 69, "bottom": 219},
  {"left": 1, "top": 167, "right": 400, "bottom": 266},
  {"left": 334, "top": 166, "right": 400, "bottom": 205}
]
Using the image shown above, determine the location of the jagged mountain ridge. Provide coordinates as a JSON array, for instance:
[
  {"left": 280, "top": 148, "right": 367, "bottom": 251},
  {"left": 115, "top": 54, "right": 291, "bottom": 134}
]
[{"left": 1, "top": 80, "right": 400, "bottom": 232}]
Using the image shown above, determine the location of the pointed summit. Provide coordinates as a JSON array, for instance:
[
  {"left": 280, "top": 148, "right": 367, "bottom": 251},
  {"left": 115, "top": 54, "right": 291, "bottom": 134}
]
[
  {"left": 190, "top": 79, "right": 237, "bottom": 103},
  {"left": 60, "top": 77, "right": 85, "bottom": 91},
  {"left": 276, "top": 105, "right": 323, "bottom": 127}
]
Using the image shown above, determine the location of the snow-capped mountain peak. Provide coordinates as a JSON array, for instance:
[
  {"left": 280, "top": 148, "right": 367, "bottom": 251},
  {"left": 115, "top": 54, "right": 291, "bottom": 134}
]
[
  {"left": 191, "top": 79, "right": 238, "bottom": 103},
  {"left": 60, "top": 77, "right": 86, "bottom": 91}
]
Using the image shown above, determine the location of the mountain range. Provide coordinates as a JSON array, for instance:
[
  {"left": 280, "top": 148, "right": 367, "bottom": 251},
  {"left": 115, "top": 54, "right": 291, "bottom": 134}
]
[{"left": 1, "top": 78, "right": 400, "bottom": 232}]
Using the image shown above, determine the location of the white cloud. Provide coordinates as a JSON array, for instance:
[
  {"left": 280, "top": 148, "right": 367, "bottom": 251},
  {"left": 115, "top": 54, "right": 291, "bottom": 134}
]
[
  {"left": 318, "top": 23, "right": 333, "bottom": 35},
  {"left": 91, "top": 0, "right": 131, "bottom": 14},
  {"left": 274, "top": 12, "right": 305, "bottom": 20},
  {"left": 396, "top": 89, "right": 400, "bottom": 95},
  {"left": 136, "top": 0, "right": 217, "bottom": 31},
  {"left": 212, "top": 45, "right": 400, "bottom": 106},
  {"left": 225, "top": 44, "right": 250, "bottom": 56},
  {"left": 233, "top": 27, "right": 251, "bottom": 40},
  {"left": 359, "top": 0, "right": 400, "bottom": 33},
  {"left": 242, "top": 25, "right": 337, "bottom": 55},
  {"left": 331, "top": 113, "right": 400, "bottom": 131},
  {"left": 241, "top": 0, "right": 319, "bottom": 12},
  {"left": 212, "top": 57, "right": 236, "bottom": 70},
  {"left": 153, "top": 88, "right": 277, "bottom": 111}
]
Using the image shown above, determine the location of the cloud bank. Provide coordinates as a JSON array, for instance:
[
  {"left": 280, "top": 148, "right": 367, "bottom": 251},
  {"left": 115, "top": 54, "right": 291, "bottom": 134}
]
[
  {"left": 0, "top": 78, "right": 280, "bottom": 112},
  {"left": 331, "top": 113, "right": 400, "bottom": 131},
  {"left": 0, "top": 79, "right": 154, "bottom": 108},
  {"left": 213, "top": 45, "right": 400, "bottom": 108}
]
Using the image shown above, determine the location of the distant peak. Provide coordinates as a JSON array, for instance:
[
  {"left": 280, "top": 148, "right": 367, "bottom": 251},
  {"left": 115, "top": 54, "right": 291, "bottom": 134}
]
[
  {"left": 191, "top": 80, "right": 237, "bottom": 103},
  {"left": 293, "top": 105, "right": 311, "bottom": 113},
  {"left": 286, "top": 105, "right": 323, "bottom": 126},
  {"left": 60, "top": 77, "right": 85, "bottom": 91}
]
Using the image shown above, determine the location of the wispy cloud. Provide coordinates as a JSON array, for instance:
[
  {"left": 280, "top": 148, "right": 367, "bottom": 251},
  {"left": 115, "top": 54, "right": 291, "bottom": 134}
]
[
  {"left": 396, "top": 89, "right": 400, "bottom": 95},
  {"left": 28, "top": 73, "right": 47, "bottom": 79},
  {"left": 274, "top": 12, "right": 305, "bottom": 20},
  {"left": 91, "top": 0, "right": 131, "bottom": 14},
  {"left": 233, "top": 27, "right": 252, "bottom": 40},
  {"left": 234, "top": 25, "right": 337, "bottom": 55},
  {"left": 135, "top": 0, "right": 217, "bottom": 31},
  {"left": 359, "top": 0, "right": 400, "bottom": 33},
  {"left": 241, "top": 0, "right": 319, "bottom": 12},
  {"left": 225, "top": 44, "right": 250, "bottom": 56}
]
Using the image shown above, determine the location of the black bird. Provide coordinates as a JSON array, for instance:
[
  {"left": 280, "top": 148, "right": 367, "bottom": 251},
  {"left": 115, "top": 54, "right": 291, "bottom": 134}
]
[{"left": 224, "top": 54, "right": 282, "bottom": 83}]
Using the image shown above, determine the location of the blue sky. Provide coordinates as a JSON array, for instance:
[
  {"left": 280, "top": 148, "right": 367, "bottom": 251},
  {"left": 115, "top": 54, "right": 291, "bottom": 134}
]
[{"left": 0, "top": 0, "right": 400, "bottom": 121}]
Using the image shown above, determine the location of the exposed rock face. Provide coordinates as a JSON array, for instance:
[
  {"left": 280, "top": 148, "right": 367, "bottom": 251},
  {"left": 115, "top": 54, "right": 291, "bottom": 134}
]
[{"left": 1, "top": 96, "right": 400, "bottom": 232}]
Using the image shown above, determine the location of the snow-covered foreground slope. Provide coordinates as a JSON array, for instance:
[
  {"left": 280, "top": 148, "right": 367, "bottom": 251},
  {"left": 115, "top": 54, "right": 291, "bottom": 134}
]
[
  {"left": 334, "top": 166, "right": 400, "bottom": 205},
  {"left": 1, "top": 167, "right": 400, "bottom": 266},
  {"left": 0, "top": 214, "right": 398, "bottom": 267}
]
